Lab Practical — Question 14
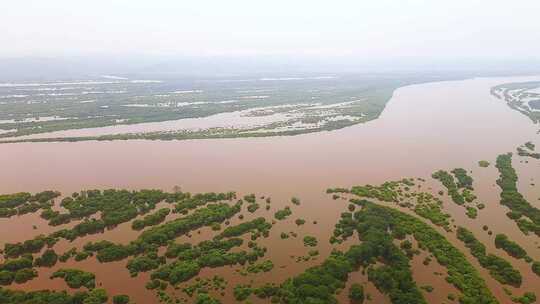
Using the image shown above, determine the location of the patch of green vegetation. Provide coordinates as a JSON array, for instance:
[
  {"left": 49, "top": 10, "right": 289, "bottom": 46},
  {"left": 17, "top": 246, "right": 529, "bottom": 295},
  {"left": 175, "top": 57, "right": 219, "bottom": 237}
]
[
  {"left": 58, "top": 248, "right": 77, "bottom": 263},
  {"left": 164, "top": 242, "right": 192, "bottom": 259},
  {"left": 33, "top": 249, "right": 58, "bottom": 267},
  {"left": 302, "top": 236, "right": 318, "bottom": 247},
  {"left": 182, "top": 276, "right": 226, "bottom": 297},
  {"left": 84, "top": 241, "right": 133, "bottom": 263},
  {"left": 217, "top": 217, "right": 271, "bottom": 240},
  {"left": 247, "top": 203, "right": 260, "bottom": 213},
  {"left": 172, "top": 192, "right": 236, "bottom": 214},
  {"left": 248, "top": 250, "right": 357, "bottom": 303},
  {"left": 350, "top": 182, "right": 400, "bottom": 202},
  {"left": 466, "top": 206, "right": 478, "bottom": 219},
  {"left": 19, "top": 200, "right": 241, "bottom": 272},
  {"left": 74, "top": 251, "right": 90, "bottom": 262},
  {"left": 131, "top": 208, "right": 170, "bottom": 230},
  {"left": 269, "top": 203, "right": 425, "bottom": 303},
  {"left": 211, "top": 222, "right": 221, "bottom": 231},
  {"left": 112, "top": 294, "right": 130, "bottom": 304},
  {"left": 194, "top": 292, "right": 221, "bottom": 304},
  {"left": 274, "top": 207, "right": 292, "bottom": 220},
  {"left": 13, "top": 268, "right": 37, "bottom": 284},
  {"left": 86, "top": 289, "right": 109, "bottom": 304},
  {"left": 152, "top": 239, "right": 265, "bottom": 285},
  {"left": 494, "top": 234, "right": 528, "bottom": 259},
  {"left": 0, "top": 287, "right": 109, "bottom": 304},
  {"left": 151, "top": 260, "right": 201, "bottom": 285},
  {"left": 532, "top": 261, "right": 540, "bottom": 276},
  {"left": 413, "top": 194, "right": 452, "bottom": 230},
  {"left": 50, "top": 268, "right": 96, "bottom": 289},
  {"left": 456, "top": 227, "right": 522, "bottom": 287},
  {"left": 233, "top": 284, "right": 252, "bottom": 301},
  {"left": 432, "top": 170, "right": 465, "bottom": 205},
  {"left": 337, "top": 184, "right": 454, "bottom": 232},
  {"left": 348, "top": 283, "right": 365, "bottom": 303},
  {"left": 479, "top": 160, "right": 490, "bottom": 168},
  {"left": 49, "top": 189, "right": 168, "bottom": 227},
  {"left": 462, "top": 189, "right": 477, "bottom": 203},
  {"left": 326, "top": 188, "right": 350, "bottom": 194},
  {"left": 330, "top": 212, "right": 356, "bottom": 243},
  {"left": 0, "top": 255, "right": 37, "bottom": 285},
  {"left": 451, "top": 168, "right": 474, "bottom": 190},
  {"left": 72, "top": 202, "right": 241, "bottom": 268},
  {"left": 496, "top": 153, "right": 540, "bottom": 235},
  {"left": 2, "top": 190, "right": 230, "bottom": 259},
  {"left": 21, "top": 190, "right": 233, "bottom": 254},
  {"left": 126, "top": 253, "right": 166, "bottom": 277},
  {"left": 243, "top": 194, "right": 256, "bottom": 204},
  {"left": 0, "top": 191, "right": 59, "bottom": 218},
  {"left": 512, "top": 292, "right": 537, "bottom": 304},
  {"left": 246, "top": 260, "right": 274, "bottom": 273},
  {"left": 352, "top": 200, "right": 497, "bottom": 303}
]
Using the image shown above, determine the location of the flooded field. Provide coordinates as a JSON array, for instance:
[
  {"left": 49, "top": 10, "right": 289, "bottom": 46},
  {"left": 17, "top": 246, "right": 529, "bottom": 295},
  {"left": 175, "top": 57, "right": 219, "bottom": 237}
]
[
  {"left": 0, "top": 75, "right": 410, "bottom": 141},
  {"left": 1, "top": 76, "right": 539, "bottom": 303}
]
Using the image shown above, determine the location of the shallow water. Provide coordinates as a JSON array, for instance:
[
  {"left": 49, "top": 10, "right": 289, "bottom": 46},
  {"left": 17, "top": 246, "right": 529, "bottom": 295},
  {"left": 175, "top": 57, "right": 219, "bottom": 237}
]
[
  {"left": 1, "top": 76, "right": 540, "bottom": 303},
  {"left": 4, "top": 108, "right": 294, "bottom": 140}
]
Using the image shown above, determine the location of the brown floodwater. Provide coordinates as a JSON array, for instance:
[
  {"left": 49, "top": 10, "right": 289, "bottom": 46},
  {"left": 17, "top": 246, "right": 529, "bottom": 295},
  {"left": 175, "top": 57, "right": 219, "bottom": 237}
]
[{"left": 1, "top": 76, "right": 540, "bottom": 303}]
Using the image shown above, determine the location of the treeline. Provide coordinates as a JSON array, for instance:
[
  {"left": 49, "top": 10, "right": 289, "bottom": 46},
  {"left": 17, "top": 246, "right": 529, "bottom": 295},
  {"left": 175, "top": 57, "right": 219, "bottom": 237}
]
[
  {"left": 494, "top": 234, "right": 540, "bottom": 279},
  {"left": 0, "top": 191, "right": 59, "bottom": 218},
  {"left": 432, "top": 170, "right": 465, "bottom": 205},
  {"left": 0, "top": 254, "right": 37, "bottom": 285},
  {"left": 1, "top": 198, "right": 244, "bottom": 295},
  {"left": 131, "top": 208, "right": 170, "bottom": 230},
  {"left": 457, "top": 227, "right": 522, "bottom": 287},
  {"left": 50, "top": 268, "right": 96, "bottom": 289},
  {"left": 150, "top": 239, "right": 266, "bottom": 286},
  {"left": 0, "top": 287, "right": 131, "bottom": 304},
  {"left": 432, "top": 168, "right": 480, "bottom": 219},
  {"left": 494, "top": 234, "right": 528, "bottom": 260},
  {"left": 358, "top": 201, "right": 498, "bottom": 304},
  {"left": 496, "top": 153, "right": 540, "bottom": 235},
  {"left": 144, "top": 215, "right": 272, "bottom": 289},
  {"left": 3, "top": 191, "right": 238, "bottom": 258},
  {"left": 238, "top": 200, "right": 497, "bottom": 304},
  {"left": 451, "top": 168, "right": 473, "bottom": 189},
  {"left": 216, "top": 217, "right": 272, "bottom": 240},
  {"left": 412, "top": 192, "right": 452, "bottom": 231},
  {"left": 349, "top": 181, "right": 403, "bottom": 202}
]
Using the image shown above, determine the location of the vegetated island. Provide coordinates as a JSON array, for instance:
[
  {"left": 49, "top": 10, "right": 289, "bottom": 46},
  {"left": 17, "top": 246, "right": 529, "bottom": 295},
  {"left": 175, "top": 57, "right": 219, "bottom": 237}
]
[{"left": 0, "top": 74, "right": 466, "bottom": 144}]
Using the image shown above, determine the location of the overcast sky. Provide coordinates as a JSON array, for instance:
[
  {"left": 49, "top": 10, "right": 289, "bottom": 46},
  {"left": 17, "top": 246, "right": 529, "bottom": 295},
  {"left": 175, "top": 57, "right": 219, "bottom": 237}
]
[{"left": 2, "top": 0, "right": 540, "bottom": 60}]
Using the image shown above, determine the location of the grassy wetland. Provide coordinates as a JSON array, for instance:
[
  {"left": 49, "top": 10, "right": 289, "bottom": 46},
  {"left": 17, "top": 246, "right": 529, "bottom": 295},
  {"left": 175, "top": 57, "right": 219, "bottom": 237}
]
[{"left": 0, "top": 75, "right": 437, "bottom": 143}]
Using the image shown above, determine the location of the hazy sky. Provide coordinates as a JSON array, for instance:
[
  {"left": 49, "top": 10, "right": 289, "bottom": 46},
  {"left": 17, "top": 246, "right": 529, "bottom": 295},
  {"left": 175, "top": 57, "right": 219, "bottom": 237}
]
[{"left": 2, "top": 0, "right": 540, "bottom": 60}]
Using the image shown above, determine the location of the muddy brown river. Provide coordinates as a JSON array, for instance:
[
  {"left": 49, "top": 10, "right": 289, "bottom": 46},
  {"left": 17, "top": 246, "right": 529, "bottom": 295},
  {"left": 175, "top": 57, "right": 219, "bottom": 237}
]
[{"left": 1, "top": 76, "right": 539, "bottom": 303}]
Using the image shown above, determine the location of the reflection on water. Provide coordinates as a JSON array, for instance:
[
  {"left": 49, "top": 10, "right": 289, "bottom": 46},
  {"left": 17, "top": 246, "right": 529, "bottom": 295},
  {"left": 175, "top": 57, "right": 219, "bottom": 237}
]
[{"left": 1, "top": 76, "right": 539, "bottom": 303}]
